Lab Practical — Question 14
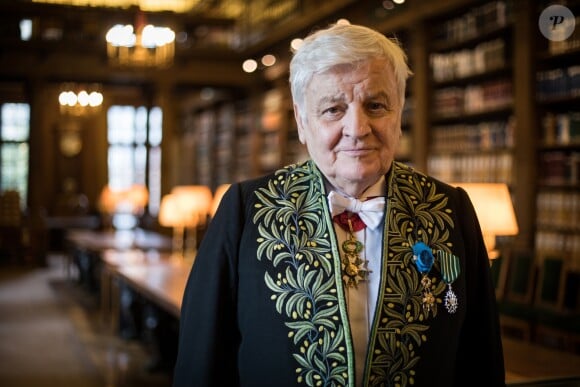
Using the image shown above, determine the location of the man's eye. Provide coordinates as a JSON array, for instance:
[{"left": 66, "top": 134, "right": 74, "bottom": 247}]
[
  {"left": 323, "top": 106, "right": 341, "bottom": 115},
  {"left": 368, "top": 102, "right": 387, "bottom": 111}
]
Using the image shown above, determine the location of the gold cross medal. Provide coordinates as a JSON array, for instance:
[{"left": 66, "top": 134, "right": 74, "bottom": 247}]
[
  {"left": 437, "top": 250, "right": 460, "bottom": 314},
  {"left": 412, "top": 242, "right": 435, "bottom": 313},
  {"left": 340, "top": 217, "right": 371, "bottom": 289}
]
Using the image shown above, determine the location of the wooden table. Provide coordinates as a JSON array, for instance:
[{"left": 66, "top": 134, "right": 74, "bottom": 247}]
[
  {"left": 66, "top": 228, "right": 172, "bottom": 252},
  {"left": 65, "top": 228, "right": 173, "bottom": 327},
  {"left": 109, "top": 252, "right": 192, "bottom": 318},
  {"left": 64, "top": 228, "right": 185, "bottom": 369},
  {"left": 45, "top": 215, "right": 101, "bottom": 253},
  {"left": 64, "top": 228, "right": 172, "bottom": 288},
  {"left": 105, "top": 250, "right": 193, "bottom": 369},
  {"left": 100, "top": 249, "right": 179, "bottom": 330}
]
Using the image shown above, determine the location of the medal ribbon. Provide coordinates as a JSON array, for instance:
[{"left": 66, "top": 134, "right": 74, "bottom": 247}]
[
  {"left": 437, "top": 250, "right": 460, "bottom": 284},
  {"left": 437, "top": 250, "right": 460, "bottom": 314}
]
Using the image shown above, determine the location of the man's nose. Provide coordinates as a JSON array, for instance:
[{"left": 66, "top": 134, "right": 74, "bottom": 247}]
[{"left": 343, "top": 106, "right": 370, "bottom": 137}]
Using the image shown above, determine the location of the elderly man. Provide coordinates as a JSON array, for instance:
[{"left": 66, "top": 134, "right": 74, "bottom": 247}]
[{"left": 173, "top": 23, "right": 505, "bottom": 387}]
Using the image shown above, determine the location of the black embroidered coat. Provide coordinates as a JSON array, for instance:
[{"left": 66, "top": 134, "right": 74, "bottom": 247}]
[{"left": 173, "top": 160, "right": 506, "bottom": 387}]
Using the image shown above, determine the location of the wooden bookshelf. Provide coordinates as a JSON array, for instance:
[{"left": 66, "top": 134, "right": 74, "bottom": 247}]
[
  {"left": 425, "top": 1, "right": 516, "bottom": 189},
  {"left": 534, "top": 0, "right": 580, "bottom": 271}
]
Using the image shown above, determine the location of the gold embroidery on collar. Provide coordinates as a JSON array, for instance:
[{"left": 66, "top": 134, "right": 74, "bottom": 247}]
[
  {"left": 366, "top": 162, "right": 455, "bottom": 386},
  {"left": 254, "top": 161, "right": 353, "bottom": 386},
  {"left": 253, "top": 161, "right": 456, "bottom": 387}
]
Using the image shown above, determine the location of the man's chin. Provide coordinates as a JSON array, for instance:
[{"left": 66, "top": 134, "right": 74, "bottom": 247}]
[{"left": 340, "top": 169, "right": 383, "bottom": 184}]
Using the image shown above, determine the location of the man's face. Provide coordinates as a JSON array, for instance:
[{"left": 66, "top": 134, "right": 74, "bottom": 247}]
[{"left": 295, "top": 58, "right": 403, "bottom": 197}]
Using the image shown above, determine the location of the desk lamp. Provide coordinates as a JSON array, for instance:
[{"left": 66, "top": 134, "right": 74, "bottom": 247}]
[
  {"left": 171, "top": 185, "right": 212, "bottom": 259},
  {"left": 452, "top": 183, "right": 519, "bottom": 260},
  {"left": 98, "top": 185, "right": 122, "bottom": 230},
  {"left": 158, "top": 193, "right": 185, "bottom": 258},
  {"left": 126, "top": 184, "right": 149, "bottom": 216}
]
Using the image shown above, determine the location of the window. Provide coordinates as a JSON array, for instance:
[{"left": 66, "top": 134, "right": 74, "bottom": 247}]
[
  {"left": 107, "top": 105, "right": 162, "bottom": 215},
  {"left": 1, "top": 103, "right": 30, "bottom": 209},
  {"left": 19, "top": 19, "right": 32, "bottom": 41}
]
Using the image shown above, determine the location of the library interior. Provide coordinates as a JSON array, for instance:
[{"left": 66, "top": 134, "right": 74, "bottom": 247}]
[{"left": 0, "top": 0, "right": 579, "bottom": 386}]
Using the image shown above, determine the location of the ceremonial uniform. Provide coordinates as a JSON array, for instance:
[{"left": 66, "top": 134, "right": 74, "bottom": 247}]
[{"left": 173, "top": 160, "right": 505, "bottom": 387}]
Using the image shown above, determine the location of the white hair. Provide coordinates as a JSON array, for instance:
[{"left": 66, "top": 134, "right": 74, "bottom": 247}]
[{"left": 289, "top": 23, "right": 412, "bottom": 121}]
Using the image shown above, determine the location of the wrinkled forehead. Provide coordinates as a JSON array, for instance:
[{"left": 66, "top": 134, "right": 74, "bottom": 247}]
[
  {"left": 317, "top": 57, "right": 393, "bottom": 76},
  {"left": 308, "top": 59, "right": 398, "bottom": 95}
]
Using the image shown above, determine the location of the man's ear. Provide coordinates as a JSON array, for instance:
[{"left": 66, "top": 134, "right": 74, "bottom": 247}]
[{"left": 293, "top": 104, "right": 306, "bottom": 144}]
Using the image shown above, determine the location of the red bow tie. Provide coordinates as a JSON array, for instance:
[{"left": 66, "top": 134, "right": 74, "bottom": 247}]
[
  {"left": 328, "top": 191, "right": 386, "bottom": 231},
  {"left": 333, "top": 211, "right": 366, "bottom": 232}
]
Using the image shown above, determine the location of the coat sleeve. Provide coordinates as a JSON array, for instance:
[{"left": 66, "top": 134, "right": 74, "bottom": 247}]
[
  {"left": 172, "top": 183, "right": 244, "bottom": 387},
  {"left": 453, "top": 186, "right": 506, "bottom": 387}
]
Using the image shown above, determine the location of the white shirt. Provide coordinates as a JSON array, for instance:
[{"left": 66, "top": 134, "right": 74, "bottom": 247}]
[{"left": 327, "top": 177, "right": 386, "bottom": 386}]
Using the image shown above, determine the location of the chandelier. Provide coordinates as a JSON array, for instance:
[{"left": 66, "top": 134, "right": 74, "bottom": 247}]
[
  {"left": 58, "top": 83, "right": 103, "bottom": 116},
  {"left": 106, "top": 12, "right": 175, "bottom": 68}
]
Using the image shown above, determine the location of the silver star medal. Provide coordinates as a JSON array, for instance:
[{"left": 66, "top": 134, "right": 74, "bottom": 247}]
[{"left": 437, "top": 251, "right": 460, "bottom": 314}]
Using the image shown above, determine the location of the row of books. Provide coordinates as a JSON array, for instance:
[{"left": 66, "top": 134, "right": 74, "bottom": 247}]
[
  {"left": 428, "top": 152, "right": 513, "bottom": 184},
  {"left": 433, "top": 79, "right": 513, "bottom": 116},
  {"left": 431, "top": 38, "right": 506, "bottom": 82},
  {"left": 401, "top": 96, "right": 414, "bottom": 126},
  {"left": 258, "top": 130, "right": 282, "bottom": 173},
  {"left": 233, "top": 133, "right": 253, "bottom": 183},
  {"left": 536, "top": 190, "right": 580, "bottom": 230},
  {"left": 195, "top": 110, "right": 216, "bottom": 187},
  {"left": 541, "top": 111, "right": 580, "bottom": 146},
  {"left": 536, "top": 65, "right": 580, "bottom": 101},
  {"left": 214, "top": 104, "right": 237, "bottom": 185},
  {"left": 538, "top": 151, "right": 580, "bottom": 186},
  {"left": 535, "top": 231, "right": 580, "bottom": 271},
  {"left": 430, "top": 118, "right": 515, "bottom": 152},
  {"left": 286, "top": 125, "right": 309, "bottom": 166},
  {"left": 395, "top": 131, "right": 413, "bottom": 160},
  {"left": 215, "top": 111, "right": 235, "bottom": 157},
  {"left": 434, "top": 0, "right": 510, "bottom": 44}
]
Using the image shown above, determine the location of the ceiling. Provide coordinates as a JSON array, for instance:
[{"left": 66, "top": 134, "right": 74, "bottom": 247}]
[
  {"left": 31, "top": 0, "right": 244, "bottom": 16},
  {"left": 0, "top": 0, "right": 364, "bottom": 88}
]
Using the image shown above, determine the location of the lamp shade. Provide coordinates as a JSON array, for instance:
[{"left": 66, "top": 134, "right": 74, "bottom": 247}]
[
  {"left": 158, "top": 193, "right": 183, "bottom": 227},
  {"left": 171, "top": 185, "right": 212, "bottom": 227},
  {"left": 126, "top": 184, "right": 149, "bottom": 212},
  {"left": 453, "top": 183, "right": 519, "bottom": 236},
  {"left": 98, "top": 185, "right": 123, "bottom": 214},
  {"left": 210, "top": 184, "right": 231, "bottom": 217}
]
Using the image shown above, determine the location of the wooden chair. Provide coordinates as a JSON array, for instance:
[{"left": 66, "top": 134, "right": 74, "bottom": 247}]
[
  {"left": 497, "top": 249, "right": 537, "bottom": 341},
  {"left": 533, "top": 255, "right": 580, "bottom": 354},
  {"left": 490, "top": 252, "right": 509, "bottom": 301},
  {"left": 534, "top": 255, "right": 567, "bottom": 312},
  {"left": 0, "top": 190, "right": 26, "bottom": 263}
]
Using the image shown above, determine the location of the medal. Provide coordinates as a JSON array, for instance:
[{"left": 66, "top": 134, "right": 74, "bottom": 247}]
[
  {"left": 444, "top": 285, "right": 458, "bottom": 313},
  {"left": 340, "top": 217, "right": 370, "bottom": 288},
  {"left": 438, "top": 250, "right": 461, "bottom": 314},
  {"left": 412, "top": 242, "right": 435, "bottom": 312},
  {"left": 420, "top": 276, "right": 435, "bottom": 313}
]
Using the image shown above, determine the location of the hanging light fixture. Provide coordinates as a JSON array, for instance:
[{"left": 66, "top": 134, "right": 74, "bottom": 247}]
[
  {"left": 105, "top": 11, "right": 175, "bottom": 68},
  {"left": 58, "top": 83, "right": 103, "bottom": 116}
]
